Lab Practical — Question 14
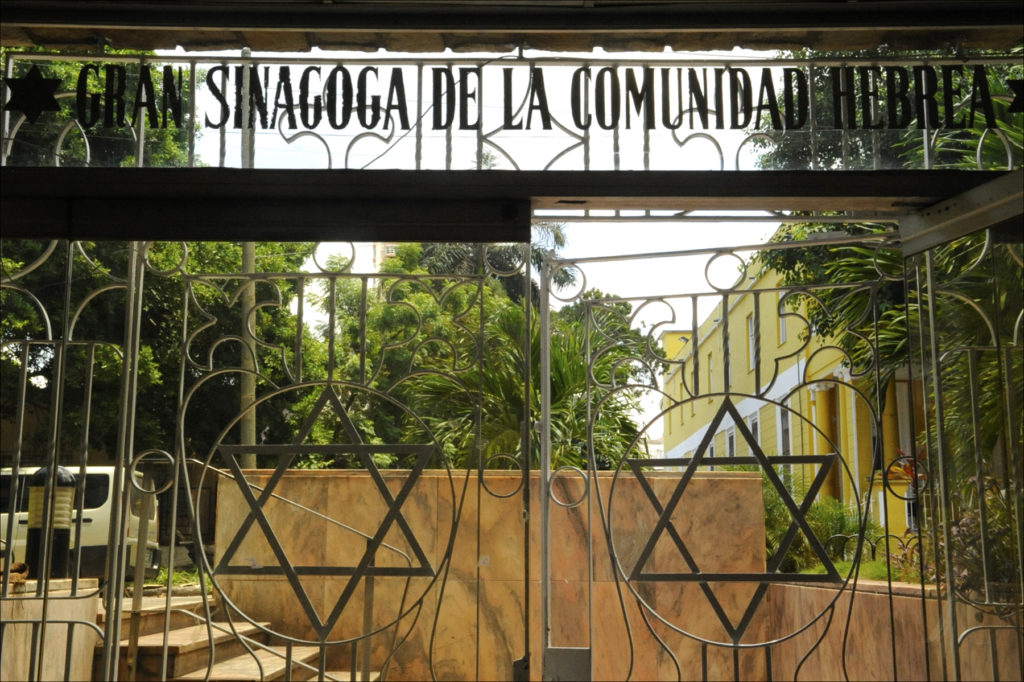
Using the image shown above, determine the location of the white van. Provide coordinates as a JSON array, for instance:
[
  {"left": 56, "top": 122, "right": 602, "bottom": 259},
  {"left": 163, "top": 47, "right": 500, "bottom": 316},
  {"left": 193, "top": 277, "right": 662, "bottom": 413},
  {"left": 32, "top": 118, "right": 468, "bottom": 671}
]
[{"left": 0, "top": 467, "right": 159, "bottom": 579}]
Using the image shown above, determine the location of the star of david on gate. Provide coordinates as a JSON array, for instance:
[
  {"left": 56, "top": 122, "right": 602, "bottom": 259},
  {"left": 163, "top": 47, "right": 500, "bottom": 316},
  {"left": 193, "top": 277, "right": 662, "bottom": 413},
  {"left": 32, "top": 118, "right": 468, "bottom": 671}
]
[
  {"left": 215, "top": 387, "right": 435, "bottom": 639},
  {"left": 3, "top": 65, "right": 62, "bottom": 123},
  {"left": 624, "top": 397, "right": 841, "bottom": 642}
]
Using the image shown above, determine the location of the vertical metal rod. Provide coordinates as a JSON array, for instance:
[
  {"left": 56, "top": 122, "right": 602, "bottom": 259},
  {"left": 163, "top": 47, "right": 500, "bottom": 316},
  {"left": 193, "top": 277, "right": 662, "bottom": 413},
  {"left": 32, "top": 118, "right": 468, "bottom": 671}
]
[
  {"left": 361, "top": 541, "right": 374, "bottom": 682},
  {"left": 2, "top": 52, "right": 14, "bottom": 164},
  {"left": 445, "top": 60, "right": 453, "bottom": 171},
  {"left": 870, "top": 65, "right": 881, "bottom": 170},
  {"left": 808, "top": 65, "right": 818, "bottom": 171},
  {"left": 217, "top": 62, "right": 227, "bottom": 167},
  {"left": 583, "top": 302, "right": 594, "bottom": 662},
  {"left": 62, "top": 622, "right": 76, "bottom": 682},
  {"left": 358, "top": 277, "right": 367, "bottom": 385},
  {"left": 135, "top": 57, "right": 146, "bottom": 167},
  {"left": 839, "top": 65, "right": 849, "bottom": 168},
  {"left": 127, "top": 483, "right": 154, "bottom": 682},
  {"left": 294, "top": 278, "right": 305, "bottom": 382},
  {"left": 921, "top": 69, "right": 932, "bottom": 170},
  {"left": 70, "top": 345, "right": 97, "bottom": 590},
  {"left": 328, "top": 278, "right": 338, "bottom": 384},
  {"left": 100, "top": 241, "right": 146, "bottom": 682},
  {"left": 612, "top": 62, "right": 621, "bottom": 171},
  {"left": 161, "top": 265, "right": 194, "bottom": 682},
  {"left": 239, "top": 48, "right": 258, "bottom": 469},
  {"left": 476, "top": 66, "right": 484, "bottom": 168},
  {"left": 520, "top": 241, "right": 532, "bottom": 678},
  {"left": 188, "top": 60, "right": 197, "bottom": 167},
  {"left": 907, "top": 256, "right": 942, "bottom": 682},
  {"left": 924, "top": 250, "right": 961, "bottom": 680},
  {"left": 415, "top": 64, "right": 423, "bottom": 170},
  {"left": 33, "top": 240, "right": 76, "bottom": 679},
  {"left": 988, "top": 628, "right": 999, "bottom": 682},
  {"left": 539, "top": 252, "right": 553, "bottom": 662},
  {"left": 721, "top": 293, "right": 731, "bottom": 393},
  {"left": 691, "top": 295, "right": 700, "bottom": 396},
  {"left": 240, "top": 48, "right": 255, "bottom": 168},
  {"left": 642, "top": 64, "right": 651, "bottom": 171},
  {"left": 967, "top": 351, "right": 995, "bottom": 597},
  {"left": 2, "top": 343, "right": 32, "bottom": 598},
  {"left": 752, "top": 290, "right": 761, "bottom": 393},
  {"left": 240, "top": 244, "right": 257, "bottom": 469}
]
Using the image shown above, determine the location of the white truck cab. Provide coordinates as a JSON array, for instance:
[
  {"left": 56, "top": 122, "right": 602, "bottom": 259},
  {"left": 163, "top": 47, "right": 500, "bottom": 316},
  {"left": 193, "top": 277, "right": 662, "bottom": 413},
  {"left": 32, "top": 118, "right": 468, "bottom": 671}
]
[{"left": 1, "top": 466, "right": 159, "bottom": 579}]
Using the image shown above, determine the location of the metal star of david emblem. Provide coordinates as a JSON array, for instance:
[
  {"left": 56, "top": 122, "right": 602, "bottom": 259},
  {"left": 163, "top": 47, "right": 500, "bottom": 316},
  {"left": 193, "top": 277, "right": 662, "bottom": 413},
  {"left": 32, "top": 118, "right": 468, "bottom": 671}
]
[
  {"left": 214, "top": 387, "right": 435, "bottom": 639},
  {"left": 625, "top": 397, "right": 840, "bottom": 641},
  {"left": 3, "top": 65, "right": 62, "bottom": 123}
]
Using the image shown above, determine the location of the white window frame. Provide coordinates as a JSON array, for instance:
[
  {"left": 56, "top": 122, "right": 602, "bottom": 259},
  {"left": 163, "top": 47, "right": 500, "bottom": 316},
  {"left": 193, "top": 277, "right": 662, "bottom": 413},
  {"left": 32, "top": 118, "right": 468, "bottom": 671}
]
[
  {"left": 777, "top": 291, "right": 787, "bottom": 345},
  {"left": 747, "top": 313, "right": 756, "bottom": 371}
]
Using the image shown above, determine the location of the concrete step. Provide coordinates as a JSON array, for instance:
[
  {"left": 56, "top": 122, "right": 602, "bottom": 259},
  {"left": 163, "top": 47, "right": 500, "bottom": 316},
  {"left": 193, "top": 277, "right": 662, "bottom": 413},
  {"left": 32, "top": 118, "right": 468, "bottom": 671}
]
[
  {"left": 123, "top": 621, "right": 270, "bottom": 680},
  {"left": 98, "top": 595, "right": 214, "bottom": 638},
  {"left": 174, "top": 645, "right": 322, "bottom": 682},
  {"left": 323, "top": 671, "right": 381, "bottom": 681}
]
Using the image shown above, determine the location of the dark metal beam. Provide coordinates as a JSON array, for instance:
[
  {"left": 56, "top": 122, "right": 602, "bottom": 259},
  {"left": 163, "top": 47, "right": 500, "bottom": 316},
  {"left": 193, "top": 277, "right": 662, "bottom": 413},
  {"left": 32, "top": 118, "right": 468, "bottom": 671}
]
[
  {"left": 4, "top": 1, "right": 1021, "bottom": 33},
  {"left": 900, "top": 170, "right": 1023, "bottom": 255},
  {"left": 0, "top": 167, "right": 1007, "bottom": 242},
  {"left": 2, "top": 1, "right": 1020, "bottom": 52}
]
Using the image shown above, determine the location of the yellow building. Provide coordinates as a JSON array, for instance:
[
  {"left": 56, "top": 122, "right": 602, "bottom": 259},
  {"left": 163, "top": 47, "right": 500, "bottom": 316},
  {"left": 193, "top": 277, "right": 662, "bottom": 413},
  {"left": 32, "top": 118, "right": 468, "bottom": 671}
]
[{"left": 660, "top": 267, "right": 922, "bottom": 537}]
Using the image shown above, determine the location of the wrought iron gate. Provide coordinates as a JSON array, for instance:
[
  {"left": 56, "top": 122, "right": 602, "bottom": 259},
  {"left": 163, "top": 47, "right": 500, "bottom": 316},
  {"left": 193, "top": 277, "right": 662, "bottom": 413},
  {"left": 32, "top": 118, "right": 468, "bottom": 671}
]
[
  {"left": 532, "top": 222, "right": 1022, "bottom": 681},
  {"left": 2, "top": 221, "right": 1022, "bottom": 682}
]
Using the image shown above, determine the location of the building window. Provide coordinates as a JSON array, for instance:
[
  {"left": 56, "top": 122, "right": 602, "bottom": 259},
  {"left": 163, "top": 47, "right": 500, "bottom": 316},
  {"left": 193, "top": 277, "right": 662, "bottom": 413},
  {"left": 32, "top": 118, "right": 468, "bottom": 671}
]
[
  {"left": 726, "top": 426, "right": 736, "bottom": 457},
  {"left": 748, "top": 413, "right": 759, "bottom": 447},
  {"left": 779, "top": 407, "right": 791, "bottom": 456},
  {"left": 707, "top": 353, "right": 714, "bottom": 397},
  {"left": 777, "top": 292, "right": 787, "bottom": 345},
  {"left": 747, "top": 313, "right": 756, "bottom": 371}
]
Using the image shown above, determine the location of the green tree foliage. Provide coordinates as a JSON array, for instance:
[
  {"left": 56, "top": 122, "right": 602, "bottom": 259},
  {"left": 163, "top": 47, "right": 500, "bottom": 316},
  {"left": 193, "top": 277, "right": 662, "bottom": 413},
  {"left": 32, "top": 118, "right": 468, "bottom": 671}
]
[
  {"left": 2, "top": 47, "right": 198, "bottom": 168},
  {"left": 299, "top": 244, "right": 653, "bottom": 470},
  {"left": 755, "top": 47, "right": 1022, "bottom": 608},
  {"left": 756, "top": 46, "right": 1022, "bottom": 400},
  {"left": 1, "top": 241, "right": 316, "bottom": 463}
]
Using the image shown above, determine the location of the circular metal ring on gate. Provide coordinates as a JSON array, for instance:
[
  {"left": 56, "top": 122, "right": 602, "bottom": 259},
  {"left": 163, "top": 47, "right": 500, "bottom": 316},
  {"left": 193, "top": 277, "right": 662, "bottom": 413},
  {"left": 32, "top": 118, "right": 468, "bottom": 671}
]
[
  {"left": 550, "top": 265, "right": 586, "bottom": 302},
  {"left": 704, "top": 251, "right": 747, "bottom": 291},
  {"left": 143, "top": 241, "right": 189, "bottom": 276},
  {"left": 883, "top": 455, "right": 929, "bottom": 500},
  {"left": 480, "top": 454, "right": 526, "bottom": 499},
  {"left": 129, "top": 449, "right": 175, "bottom": 495},
  {"left": 549, "top": 465, "right": 588, "bottom": 508}
]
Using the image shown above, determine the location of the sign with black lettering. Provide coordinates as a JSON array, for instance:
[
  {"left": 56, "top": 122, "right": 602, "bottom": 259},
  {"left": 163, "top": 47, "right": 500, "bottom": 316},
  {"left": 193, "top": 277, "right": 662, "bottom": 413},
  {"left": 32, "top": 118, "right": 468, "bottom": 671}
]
[{"left": 3, "top": 55, "right": 1021, "bottom": 169}]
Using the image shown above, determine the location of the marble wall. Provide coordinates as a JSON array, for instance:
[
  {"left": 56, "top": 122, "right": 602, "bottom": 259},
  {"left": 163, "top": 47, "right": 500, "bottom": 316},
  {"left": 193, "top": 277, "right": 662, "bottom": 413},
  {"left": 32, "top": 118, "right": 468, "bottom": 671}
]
[
  {"left": 213, "top": 469, "right": 768, "bottom": 680},
  {"left": 768, "top": 580, "right": 1023, "bottom": 681},
  {"left": 0, "top": 579, "right": 100, "bottom": 682}
]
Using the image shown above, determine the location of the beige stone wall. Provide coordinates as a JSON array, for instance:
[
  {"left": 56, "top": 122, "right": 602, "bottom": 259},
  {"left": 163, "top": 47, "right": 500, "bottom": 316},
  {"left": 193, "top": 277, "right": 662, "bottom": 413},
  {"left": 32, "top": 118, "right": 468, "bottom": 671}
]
[
  {"left": 0, "top": 580, "right": 100, "bottom": 682},
  {"left": 767, "top": 580, "right": 1023, "bottom": 681},
  {"left": 214, "top": 469, "right": 767, "bottom": 680},
  {"left": 212, "top": 470, "right": 1022, "bottom": 681}
]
